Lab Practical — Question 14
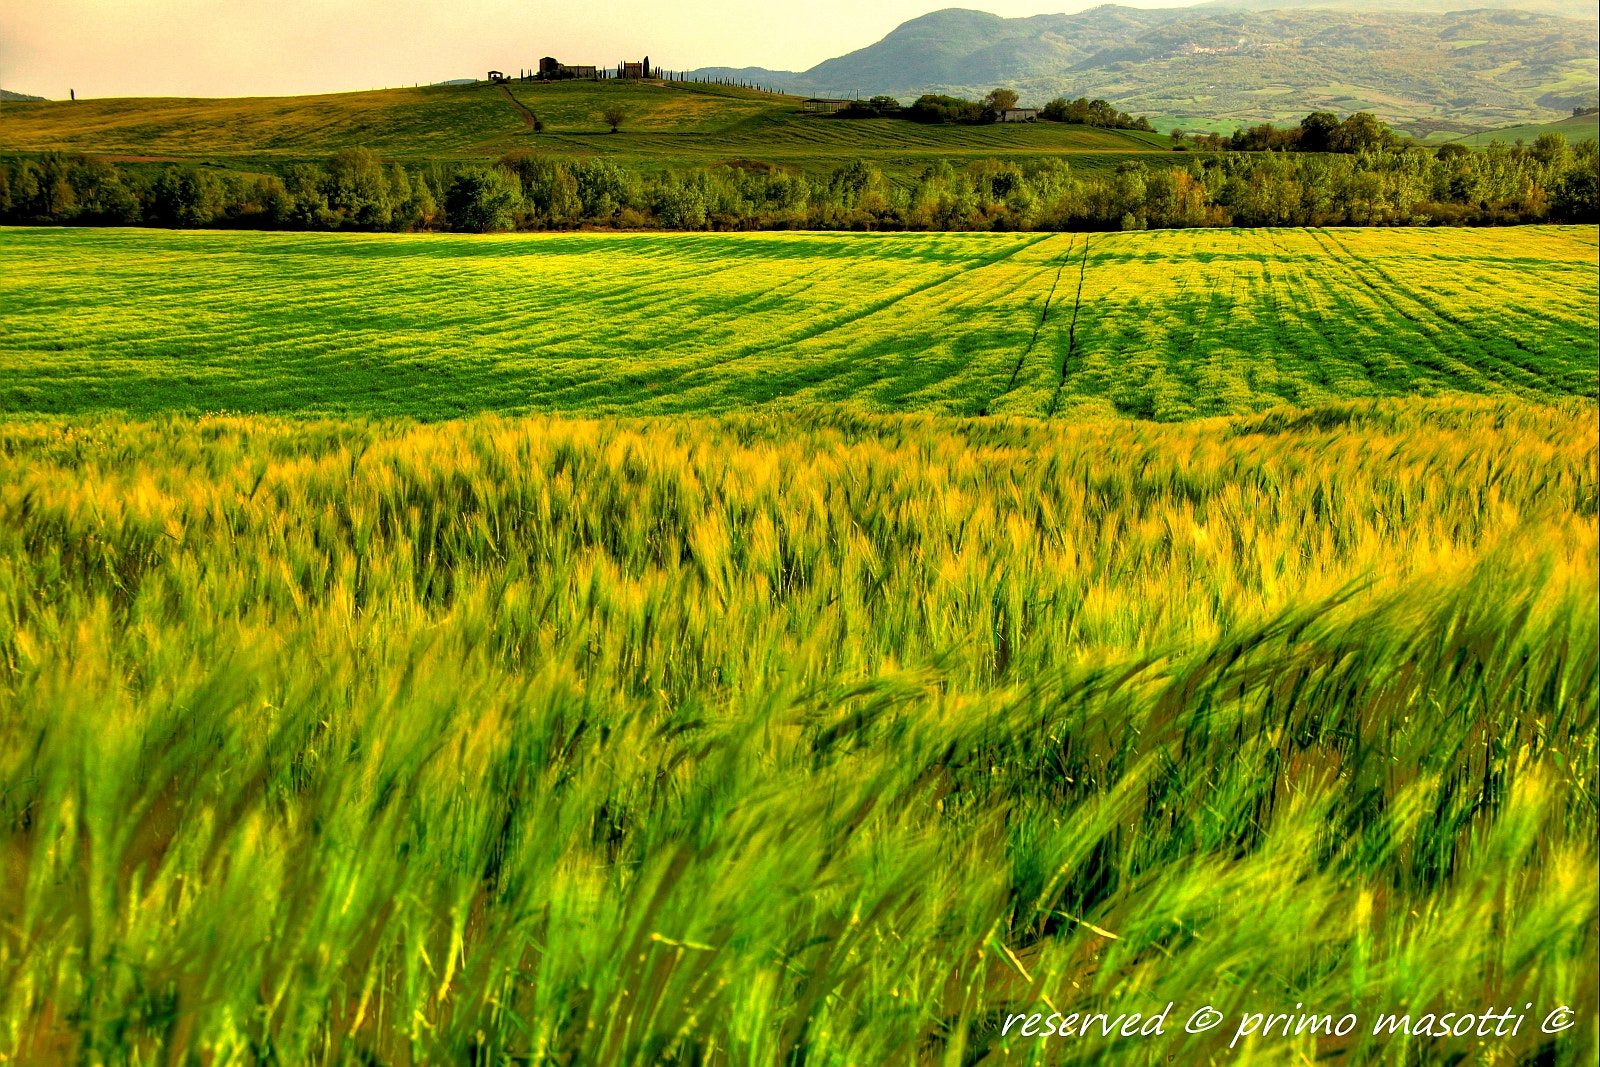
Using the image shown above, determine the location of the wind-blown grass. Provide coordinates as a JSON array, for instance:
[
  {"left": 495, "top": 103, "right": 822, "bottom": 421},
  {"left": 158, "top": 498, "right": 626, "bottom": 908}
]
[
  {"left": 1, "top": 225, "right": 1594, "bottom": 420},
  {"left": 0, "top": 399, "right": 1594, "bottom": 1064}
]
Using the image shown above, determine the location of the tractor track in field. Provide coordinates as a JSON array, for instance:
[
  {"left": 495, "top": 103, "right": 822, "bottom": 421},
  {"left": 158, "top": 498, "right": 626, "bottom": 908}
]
[
  {"left": 663, "top": 232, "right": 1058, "bottom": 386},
  {"left": 1266, "top": 228, "right": 1404, "bottom": 395},
  {"left": 996, "top": 235, "right": 1073, "bottom": 402},
  {"left": 521, "top": 258, "right": 844, "bottom": 362},
  {"left": 1316, "top": 229, "right": 1564, "bottom": 394},
  {"left": 1306, "top": 228, "right": 1521, "bottom": 393},
  {"left": 1047, "top": 235, "right": 1091, "bottom": 418}
]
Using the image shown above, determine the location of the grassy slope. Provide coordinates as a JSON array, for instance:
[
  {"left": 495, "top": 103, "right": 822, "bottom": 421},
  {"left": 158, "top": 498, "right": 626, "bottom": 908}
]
[
  {"left": 1, "top": 226, "right": 1594, "bottom": 420},
  {"left": 0, "top": 80, "right": 1172, "bottom": 175},
  {"left": 1, "top": 404, "right": 1594, "bottom": 1063},
  {"left": 1447, "top": 111, "right": 1600, "bottom": 148},
  {"left": 529, "top": 114, "right": 1155, "bottom": 173},
  {"left": 504, "top": 81, "right": 783, "bottom": 132},
  {"left": 0, "top": 85, "right": 521, "bottom": 159}
]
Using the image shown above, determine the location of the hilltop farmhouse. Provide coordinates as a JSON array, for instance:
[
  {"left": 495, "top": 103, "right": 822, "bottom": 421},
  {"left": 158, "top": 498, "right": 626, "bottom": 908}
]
[
  {"left": 536, "top": 57, "right": 600, "bottom": 80},
  {"left": 515, "top": 57, "right": 657, "bottom": 81}
]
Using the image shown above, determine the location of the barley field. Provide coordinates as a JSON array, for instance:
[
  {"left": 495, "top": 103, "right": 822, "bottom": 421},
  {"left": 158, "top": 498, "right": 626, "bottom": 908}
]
[
  {"left": 2, "top": 218, "right": 1597, "bottom": 1064},
  {"left": 1, "top": 225, "right": 1595, "bottom": 419},
  {"left": 0, "top": 400, "right": 1594, "bottom": 1064}
]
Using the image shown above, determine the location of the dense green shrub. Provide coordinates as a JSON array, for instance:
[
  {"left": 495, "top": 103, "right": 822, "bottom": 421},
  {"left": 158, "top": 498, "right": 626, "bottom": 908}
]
[
  {"left": 908, "top": 94, "right": 985, "bottom": 124},
  {"left": 843, "top": 95, "right": 901, "bottom": 117},
  {"left": 1040, "top": 96, "right": 1152, "bottom": 131},
  {"left": 444, "top": 168, "right": 520, "bottom": 232}
]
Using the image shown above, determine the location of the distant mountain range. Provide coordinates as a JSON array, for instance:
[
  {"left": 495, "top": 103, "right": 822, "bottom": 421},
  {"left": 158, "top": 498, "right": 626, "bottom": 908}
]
[
  {"left": 1196, "top": 0, "right": 1591, "bottom": 12},
  {"left": 1, "top": 89, "right": 46, "bottom": 102},
  {"left": 689, "top": 3, "right": 1598, "bottom": 132}
]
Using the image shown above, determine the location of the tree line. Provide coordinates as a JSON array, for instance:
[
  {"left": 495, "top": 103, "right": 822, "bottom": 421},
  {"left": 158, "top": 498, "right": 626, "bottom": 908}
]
[
  {"left": 838, "top": 90, "right": 1152, "bottom": 131},
  {"left": 2, "top": 136, "right": 1594, "bottom": 234}
]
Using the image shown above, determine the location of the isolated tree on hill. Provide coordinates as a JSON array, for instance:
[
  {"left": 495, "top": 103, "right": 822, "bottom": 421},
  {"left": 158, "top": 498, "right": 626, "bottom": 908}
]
[
  {"left": 984, "top": 88, "right": 1019, "bottom": 113},
  {"left": 602, "top": 107, "right": 626, "bottom": 133}
]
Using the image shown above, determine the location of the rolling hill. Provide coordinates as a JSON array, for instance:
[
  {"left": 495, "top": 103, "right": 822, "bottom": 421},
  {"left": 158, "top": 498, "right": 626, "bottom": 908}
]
[
  {"left": 0, "top": 79, "right": 1171, "bottom": 176},
  {"left": 693, "top": 5, "right": 1598, "bottom": 134},
  {"left": 6, "top": 4, "right": 1596, "bottom": 168}
]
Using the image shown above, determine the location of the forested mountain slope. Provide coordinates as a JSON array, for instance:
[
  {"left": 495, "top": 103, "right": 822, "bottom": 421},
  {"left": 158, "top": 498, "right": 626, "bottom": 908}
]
[{"left": 697, "top": 5, "right": 1598, "bottom": 132}]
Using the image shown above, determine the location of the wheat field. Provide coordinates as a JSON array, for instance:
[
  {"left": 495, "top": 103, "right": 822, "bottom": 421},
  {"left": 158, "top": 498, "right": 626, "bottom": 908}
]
[
  {"left": 0, "top": 399, "right": 1594, "bottom": 1064},
  {"left": 1, "top": 225, "right": 1595, "bottom": 419}
]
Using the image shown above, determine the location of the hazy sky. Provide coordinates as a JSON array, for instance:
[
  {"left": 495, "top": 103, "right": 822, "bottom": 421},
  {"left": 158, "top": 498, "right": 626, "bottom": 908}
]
[{"left": 1, "top": 0, "right": 1189, "bottom": 99}]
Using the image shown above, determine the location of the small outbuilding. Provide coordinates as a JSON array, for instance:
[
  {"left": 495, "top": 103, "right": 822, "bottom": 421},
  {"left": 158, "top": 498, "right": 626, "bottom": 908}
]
[{"left": 1000, "top": 108, "right": 1038, "bottom": 123}]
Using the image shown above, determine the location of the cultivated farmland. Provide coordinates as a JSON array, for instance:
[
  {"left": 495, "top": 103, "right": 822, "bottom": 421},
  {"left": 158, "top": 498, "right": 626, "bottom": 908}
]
[
  {"left": 0, "top": 402, "right": 1594, "bottom": 1063},
  {"left": 1, "top": 225, "right": 1594, "bottom": 418},
  {"left": 2, "top": 215, "right": 1596, "bottom": 1065}
]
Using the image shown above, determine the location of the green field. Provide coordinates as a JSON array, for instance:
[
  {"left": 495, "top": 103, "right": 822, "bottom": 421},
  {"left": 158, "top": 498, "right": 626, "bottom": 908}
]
[
  {"left": 0, "top": 80, "right": 1170, "bottom": 175},
  {"left": 1447, "top": 111, "right": 1600, "bottom": 149},
  {"left": 2, "top": 226, "right": 1594, "bottom": 419}
]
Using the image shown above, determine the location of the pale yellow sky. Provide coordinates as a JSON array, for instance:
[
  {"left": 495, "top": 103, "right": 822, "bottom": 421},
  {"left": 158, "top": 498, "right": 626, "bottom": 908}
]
[{"left": 1, "top": 0, "right": 1190, "bottom": 99}]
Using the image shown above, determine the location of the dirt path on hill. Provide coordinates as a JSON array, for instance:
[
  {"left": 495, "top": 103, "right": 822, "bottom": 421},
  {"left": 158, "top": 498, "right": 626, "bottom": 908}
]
[{"left": 495, "top": 84, "right": 537, "bottom": 128}]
